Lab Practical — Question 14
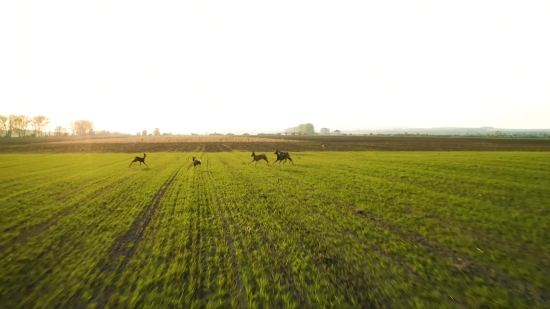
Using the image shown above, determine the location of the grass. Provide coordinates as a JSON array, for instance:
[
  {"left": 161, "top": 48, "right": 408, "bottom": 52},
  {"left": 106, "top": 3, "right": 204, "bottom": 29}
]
[{"left": 0, "top": 151, "right": 549, "bottom": 308}]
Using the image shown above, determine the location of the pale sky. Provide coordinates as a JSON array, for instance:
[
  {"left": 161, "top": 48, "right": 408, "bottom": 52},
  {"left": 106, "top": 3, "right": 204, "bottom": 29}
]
[{"left": 1, "top": 1, "right": 549, "bottom": 134}]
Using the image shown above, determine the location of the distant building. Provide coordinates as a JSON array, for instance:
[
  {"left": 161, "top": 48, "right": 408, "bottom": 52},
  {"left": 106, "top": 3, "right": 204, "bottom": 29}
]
[
  {"left": 320, "top": 128, "right": 330, "bottom": 135},
  {"left": 332, "top": 130, "right": 342, "bottom": 135}
]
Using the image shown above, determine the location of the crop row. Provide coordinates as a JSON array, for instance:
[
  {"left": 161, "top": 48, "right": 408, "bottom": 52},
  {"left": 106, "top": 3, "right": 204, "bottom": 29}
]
[{"left": 0, "top": 151, "right": 548, "bottom": 308}]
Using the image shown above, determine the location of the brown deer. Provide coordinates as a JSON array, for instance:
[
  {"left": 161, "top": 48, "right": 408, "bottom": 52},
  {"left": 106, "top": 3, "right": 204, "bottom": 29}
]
[
  {"left": 192, "top": 156, "right": 201, "bottom": 167},
  {"left": 249, "top": 151, "right": 269, "bottom": 166},
  {"left": 129, "top": 153, "right": 148, "bottom": 167},
  {"left": 273, "top": 149, "right": 294, "bottom": 165}
]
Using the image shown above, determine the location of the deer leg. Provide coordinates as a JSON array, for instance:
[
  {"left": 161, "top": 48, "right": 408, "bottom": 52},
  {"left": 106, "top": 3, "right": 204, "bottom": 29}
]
[
  {"left": 143, "top": 162, "right": 148, "bottom": 167},
  {"left": 248, "top": 159, "right": 255, "bottom": 165},
  {"left": 288, "top": 158, "right": 294, "bottom": 165}
]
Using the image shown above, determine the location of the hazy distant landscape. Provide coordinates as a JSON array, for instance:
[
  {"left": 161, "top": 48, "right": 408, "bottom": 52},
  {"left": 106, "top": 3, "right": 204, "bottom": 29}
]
[{"left": 2, "top": 1, "right": 550, "bottom": 308}]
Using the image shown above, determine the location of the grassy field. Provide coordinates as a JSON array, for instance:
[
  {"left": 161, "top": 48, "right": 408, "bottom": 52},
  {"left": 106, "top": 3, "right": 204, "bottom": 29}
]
[{"left": 0, "top": 151, "right": 549, "bottom": 308}]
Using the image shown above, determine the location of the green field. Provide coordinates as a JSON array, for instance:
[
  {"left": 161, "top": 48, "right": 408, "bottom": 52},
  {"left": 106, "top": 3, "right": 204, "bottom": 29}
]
[{"left": 1, "top": 151, "right": 549, "bottom": 308}]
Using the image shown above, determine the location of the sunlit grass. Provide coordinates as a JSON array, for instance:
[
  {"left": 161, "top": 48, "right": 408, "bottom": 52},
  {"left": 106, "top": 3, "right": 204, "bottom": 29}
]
[{"left": 0, "top": 151, "right": 549, "bottom": 308}]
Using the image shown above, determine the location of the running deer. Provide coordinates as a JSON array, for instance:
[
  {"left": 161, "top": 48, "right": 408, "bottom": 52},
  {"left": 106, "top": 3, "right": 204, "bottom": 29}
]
[
  {"left": 248, "top": 151, "right": 269, "bottom": 165},
  {"left": 273, "top": 149, "right": 294, "bottom": 165},
  {"left": 192, "top": 156, "right": 202, "bottom": 167},
  {"left": 129, "top": 153, "right": 148, "bottom": 167}
]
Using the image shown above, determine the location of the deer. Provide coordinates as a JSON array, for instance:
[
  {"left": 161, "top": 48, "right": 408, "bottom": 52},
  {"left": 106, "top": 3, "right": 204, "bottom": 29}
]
[
  {"left": 129, "top": 153, "right": 148, "bottom": 167},
  {"left": 248, "top": 151, "right": 269, "bottom": 166},
  {"left": 192, "top": 156, "right": 201, "bottom": 167},
  {"left": 273, "top": 149, "right": 294, "bottom": 165}
]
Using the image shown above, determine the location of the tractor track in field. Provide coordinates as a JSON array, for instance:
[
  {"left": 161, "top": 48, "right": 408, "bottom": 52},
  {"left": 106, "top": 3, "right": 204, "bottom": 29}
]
[
  {"left": 296, "top": 181, "right": 550, "bottom": 306},
  {"left": 220, "top": 159, "right": 385, "bottom": 308},
  {"left": 139, "top": 153, "right": 196, "bottom": 249},
  {"left": 0, "top": 176, "right": 132, "bottom": 257},
  {"left": 205, "top": 162, "right": 249, "bottom": 309},
  {"left": 87, "top": 163, "right": 186, "bottom": 309},
  {"left": 348, "top": 205, "right": 550, "bottom": 306},
  {"left": 184, "top": 165, "right": 216, "bottom": 306},
  {"left": 220, "top": 159, "right": 309, "bottom": 306},
  {"left": 4, "top": 176, "right": 155, "bottom": 307},
  {"left": 280, "top": 173, "right": 550, "bottom": 306},
  {"left": 259, "top": 198, "right": 393, "bottom": 308},
  {"left": 230, "top": 165, "right": 402, "bottom": 308},
  {"left": 235, "top": 166, "right": 412, "bottom": 306}
]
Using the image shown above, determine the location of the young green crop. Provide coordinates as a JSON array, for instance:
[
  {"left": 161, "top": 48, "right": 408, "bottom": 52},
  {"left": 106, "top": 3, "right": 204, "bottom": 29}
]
[{"left": 0, "top": 152, "right": 548, "bottom": 308}]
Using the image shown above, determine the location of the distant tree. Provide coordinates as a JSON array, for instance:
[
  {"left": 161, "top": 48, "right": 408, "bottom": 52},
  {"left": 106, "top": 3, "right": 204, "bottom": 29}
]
[
  {"left": 21, "top": 116, "right": 31, "bottom": 136},
  {"left": 54, "top": 126, "right": 65, "bottom": 136},
  {"left": 0, "top": 115, "right": 7, "bottom": 137},
  {"left": 8, "top": 115, "right": 30, "bottom": 137},
  {"left": 142, "top": 130, "right": 147, "bottom": 136},
  {"left": 242, "top": 133, "right": 249, "bottom": 136},
  {"left": 304, "top": 123, "right": 314, "bottom": 134},
  {"left": 285, "top": 123, "right": 314, "bottom": 135},
  {"left": 7, "top": 115, "right": 17, "bottom": 137},
  {"left": 70, "top": 120, "right": 94, "bottom": 136},
  {"left": 191, "top": 133, "right": 198, "bottom": 136},
  {"left": 136, "top": 132, "right": 141, "bottom": 136},
  {"left": 32, "top": 116, "right": 50, "bottom": 137},
  {"left": 95, "top": 130, "right": 112, "bottom": 137},
  {"left": 153, "top": 128, "right": 161, "bottom": 136}
]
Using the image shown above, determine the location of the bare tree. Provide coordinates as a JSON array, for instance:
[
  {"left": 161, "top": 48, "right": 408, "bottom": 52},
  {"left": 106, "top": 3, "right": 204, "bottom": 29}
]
[
  {"left": 32, "top": 116, "right": 50, "bottom": 137},
  {"left": 153, "top": 128, "right": 160, "bottom": 136},
  {"left": 7, "top": 115, "right": 17, "bottom": 137},
  {"left": 0, "top": 115, "right": 7, "bottom": 137},
  {"left": 31, "top": 116, "right": 50, "bottom": 136},
  {"left": 8, "top": 115, "right": 30, "bottom": 137},
  {"left": 21, "top": 116, "right": 31, "bottom": 136}
]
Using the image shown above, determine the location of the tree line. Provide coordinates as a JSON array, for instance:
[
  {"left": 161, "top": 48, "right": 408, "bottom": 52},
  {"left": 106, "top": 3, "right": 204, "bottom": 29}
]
[
  {"left": 0, "top": 114, "right": 98, "bottom": 137},
  {"left": 0, "top": 115, "right": 51, "bottom": 137},
  {"left": 284, "top": 123, "right": 315, "bottom": 135},
  {"left": 136, "top": 128, "right": 162, "bottom": 136},
  {"left": 0, "top": 114, "right": 162, "bottom": 138}
]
